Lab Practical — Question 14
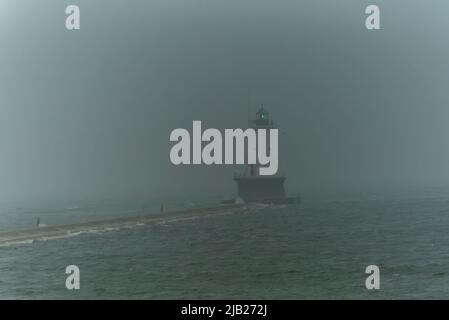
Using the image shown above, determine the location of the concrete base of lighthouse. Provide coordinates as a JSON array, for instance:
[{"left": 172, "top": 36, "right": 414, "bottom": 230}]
[{"left": 227, "top": 175, "right": 300, "bottom": 204}]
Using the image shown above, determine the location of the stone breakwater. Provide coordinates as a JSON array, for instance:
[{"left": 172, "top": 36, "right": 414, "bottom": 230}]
[{"left": 0, "top": 204, "right": 250, "bottom": 247}]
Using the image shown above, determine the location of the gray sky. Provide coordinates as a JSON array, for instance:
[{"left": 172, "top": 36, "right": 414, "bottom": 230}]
[{"left": 1, "top": 0, "right": 449, "bottom": 202}]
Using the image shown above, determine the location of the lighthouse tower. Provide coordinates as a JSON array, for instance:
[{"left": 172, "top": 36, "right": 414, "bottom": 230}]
[{"left": 232, "top": 106, "right": 295, "bottom": 204}]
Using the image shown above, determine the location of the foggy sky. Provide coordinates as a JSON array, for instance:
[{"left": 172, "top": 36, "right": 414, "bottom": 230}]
[{"left": 1, "top": 0, "right": 449, "bottom": 202}]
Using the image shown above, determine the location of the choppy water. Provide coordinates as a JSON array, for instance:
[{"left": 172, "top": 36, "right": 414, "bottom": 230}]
[{"left": 2, "top": 189, "right": 449, "bottom": 299}]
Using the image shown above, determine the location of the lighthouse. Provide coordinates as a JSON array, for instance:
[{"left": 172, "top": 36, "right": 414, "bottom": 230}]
[{"left": 231, "top": 106, "right": 298, "bottom": 204}]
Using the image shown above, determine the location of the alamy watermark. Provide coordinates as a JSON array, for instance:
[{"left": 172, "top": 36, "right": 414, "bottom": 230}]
[
  {"left": 65, "top": 265, "right": 80, "bottom": 290},
  {"left": 365, "top": 265, "right": 380, "bottom": 290},
  {"left": 65, "top": 5, "right": 80, "bottom": 30},
  {"left": 169, "top": 121, "right": 279, "bottom": 176},
  {"left": 64, "top": 5, "right": 381, "bottom": 31}
]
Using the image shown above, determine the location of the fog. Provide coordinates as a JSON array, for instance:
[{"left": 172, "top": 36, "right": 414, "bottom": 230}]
[{"left": 1, "top": 0, "right": 449, "bottom": 202}]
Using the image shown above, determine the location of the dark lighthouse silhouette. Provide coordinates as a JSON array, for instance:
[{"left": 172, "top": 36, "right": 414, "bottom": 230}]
[{"left": 223, "top": 106, "right": 300, "bottom": 205}]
